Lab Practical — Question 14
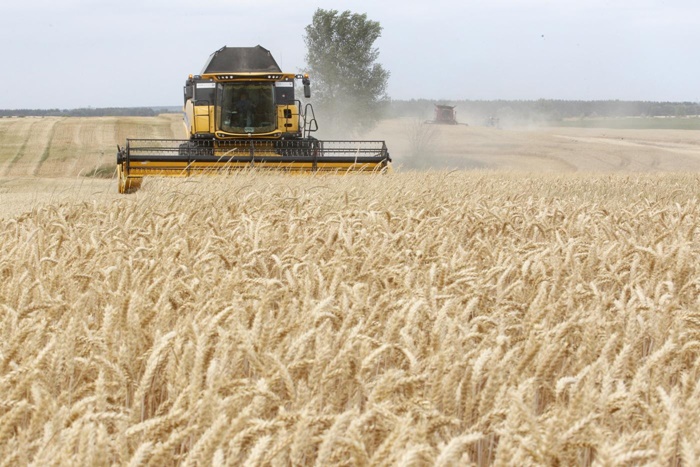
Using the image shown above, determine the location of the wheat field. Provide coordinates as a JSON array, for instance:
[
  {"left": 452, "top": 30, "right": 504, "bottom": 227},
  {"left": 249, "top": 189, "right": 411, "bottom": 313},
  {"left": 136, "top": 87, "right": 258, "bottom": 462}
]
[{"left": 1, "top": 169, "right": 699, "bottom": 466}]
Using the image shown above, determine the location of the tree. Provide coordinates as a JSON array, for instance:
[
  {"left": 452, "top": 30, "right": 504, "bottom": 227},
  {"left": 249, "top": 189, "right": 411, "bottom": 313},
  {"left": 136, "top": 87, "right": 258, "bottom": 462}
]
[{"left": 304, "top": 9, "right": 390, "bottom": 136}]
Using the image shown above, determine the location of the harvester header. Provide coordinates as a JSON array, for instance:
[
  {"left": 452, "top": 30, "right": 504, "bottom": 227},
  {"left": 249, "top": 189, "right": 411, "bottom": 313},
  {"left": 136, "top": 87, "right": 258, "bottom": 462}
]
[{"left": 116, "top": 45, "right": 390, "bottom": 193}]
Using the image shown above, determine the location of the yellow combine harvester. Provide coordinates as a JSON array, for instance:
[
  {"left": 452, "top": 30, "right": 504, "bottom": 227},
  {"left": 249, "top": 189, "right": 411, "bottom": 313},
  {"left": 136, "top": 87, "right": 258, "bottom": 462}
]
[{"left": 116, "top": 45, "right": 391, "bottom": 193}]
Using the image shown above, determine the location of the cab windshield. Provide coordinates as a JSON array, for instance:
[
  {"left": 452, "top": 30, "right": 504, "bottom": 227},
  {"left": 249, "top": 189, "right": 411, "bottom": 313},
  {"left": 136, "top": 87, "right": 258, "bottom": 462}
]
[{"left": 218, "top": 83, "right": 276, "bottom": 134}]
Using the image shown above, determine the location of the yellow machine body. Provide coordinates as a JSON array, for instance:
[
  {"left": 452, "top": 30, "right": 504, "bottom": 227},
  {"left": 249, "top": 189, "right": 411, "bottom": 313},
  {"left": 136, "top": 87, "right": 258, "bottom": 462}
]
[
  {"left": 117, "top": 46, "right": 390, "bottom": 193},
  {"left": 183, "top": 72, "right": 302, "bottom": 139}
]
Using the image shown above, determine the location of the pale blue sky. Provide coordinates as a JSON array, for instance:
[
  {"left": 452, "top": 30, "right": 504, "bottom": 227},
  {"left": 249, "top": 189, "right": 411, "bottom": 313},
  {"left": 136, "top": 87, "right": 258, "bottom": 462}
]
[{"left": 1, "top": 0, "right": 698, "bottom": 108}]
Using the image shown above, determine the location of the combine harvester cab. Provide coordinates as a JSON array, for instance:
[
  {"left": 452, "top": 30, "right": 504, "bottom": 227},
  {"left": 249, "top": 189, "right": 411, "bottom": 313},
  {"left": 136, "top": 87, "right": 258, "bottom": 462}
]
[{"left": 116, "top": 45, "right": 391, "bottom": 193}]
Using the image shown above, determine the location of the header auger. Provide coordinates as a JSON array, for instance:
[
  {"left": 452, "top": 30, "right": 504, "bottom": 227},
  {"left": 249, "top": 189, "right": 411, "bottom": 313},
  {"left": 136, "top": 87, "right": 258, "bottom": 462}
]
[{"left": 117, "top": 45, "right": 391, "bottom": 193}]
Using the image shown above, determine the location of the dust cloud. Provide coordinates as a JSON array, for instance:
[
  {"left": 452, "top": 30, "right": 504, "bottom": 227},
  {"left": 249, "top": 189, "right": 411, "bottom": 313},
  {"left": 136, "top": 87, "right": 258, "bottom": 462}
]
[{"left": 362, "top": 117, "right": 700, "bottom": 172}]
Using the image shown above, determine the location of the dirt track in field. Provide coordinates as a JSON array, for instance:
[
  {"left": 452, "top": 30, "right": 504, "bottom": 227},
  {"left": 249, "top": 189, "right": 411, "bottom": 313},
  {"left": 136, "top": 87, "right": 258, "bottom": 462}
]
[{"left": 1, "top": 114, "right": 700, "bottom": 217}]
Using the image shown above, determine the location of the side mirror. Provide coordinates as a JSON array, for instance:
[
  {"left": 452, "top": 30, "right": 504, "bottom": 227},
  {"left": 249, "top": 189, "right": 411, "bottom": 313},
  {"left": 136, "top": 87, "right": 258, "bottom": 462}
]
[
  {"left": 184, "top": 83, "right": 194, "bottom": 102},
  {"left": 301, "top": 76, "right": 311, "bottom": 98}
]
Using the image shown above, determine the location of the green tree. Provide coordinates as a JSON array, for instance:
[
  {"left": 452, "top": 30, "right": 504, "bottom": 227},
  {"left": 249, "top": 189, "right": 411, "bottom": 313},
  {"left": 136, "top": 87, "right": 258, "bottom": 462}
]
[{"left": 304, "top": 9, "right": 390, "bottom": 136}]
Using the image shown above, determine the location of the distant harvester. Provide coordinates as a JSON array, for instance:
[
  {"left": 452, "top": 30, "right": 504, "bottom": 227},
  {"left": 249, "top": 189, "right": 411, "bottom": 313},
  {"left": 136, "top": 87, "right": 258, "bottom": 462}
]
[{"left": 425, "top": 104, "right": 467, "bottom": 126}]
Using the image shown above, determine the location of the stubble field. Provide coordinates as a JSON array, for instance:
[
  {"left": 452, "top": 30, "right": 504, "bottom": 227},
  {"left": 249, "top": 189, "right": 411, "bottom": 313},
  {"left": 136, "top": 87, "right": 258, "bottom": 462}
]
[{"left": 1, "top": 115, "right": 700, "bottom": 465}]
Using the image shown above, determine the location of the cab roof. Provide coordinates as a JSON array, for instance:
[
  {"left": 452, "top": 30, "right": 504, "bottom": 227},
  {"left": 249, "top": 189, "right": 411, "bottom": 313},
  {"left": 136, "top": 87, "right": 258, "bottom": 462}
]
[{"left": 200, "top": 45, "right": 283, "bottom": 74}]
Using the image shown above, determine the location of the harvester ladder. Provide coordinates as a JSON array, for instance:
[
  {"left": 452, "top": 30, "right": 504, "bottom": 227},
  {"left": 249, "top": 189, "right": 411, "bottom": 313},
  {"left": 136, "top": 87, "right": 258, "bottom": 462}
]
[{"left": 302, "top": 103, "right": 319, "bottom": 139}]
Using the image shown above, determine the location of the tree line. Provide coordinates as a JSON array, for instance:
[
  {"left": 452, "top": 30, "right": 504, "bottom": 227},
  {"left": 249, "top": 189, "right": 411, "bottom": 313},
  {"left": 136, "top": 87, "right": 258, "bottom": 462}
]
[
  {"left": 388, "top": 99, "right": 700, "bottom": 121},
  {"left": 2, "top": 100, "right": 698, "bottom": 122},
  {"left": 0, "top": 107, "right": 165, "bottom": 117}
]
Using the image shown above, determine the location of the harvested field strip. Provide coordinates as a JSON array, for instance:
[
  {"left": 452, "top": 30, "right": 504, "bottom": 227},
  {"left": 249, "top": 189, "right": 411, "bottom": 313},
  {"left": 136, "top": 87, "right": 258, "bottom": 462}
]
[
  {"left": 1, "top": 171, "right": 700, "bottom": 465},
  {"left": 32, "top": 119, "right": 58, "bottom": 176},
  {"left": 1, "top": 118, "right": 61, "bottom": 177},
  {"left": 36, "top": 117, "right": 110, "bottom": 177},
  {"left": 0, "top": 115, "right": 183, "bottom": 179},
  {"left": 2, "top": 121, "right": 37, "bottom": 176},
  {"left": 170, "top": 115, "right": 186, "bottom": 139},
  {"left": 114, "top": 115, "right": 178, "bottom": 143}
]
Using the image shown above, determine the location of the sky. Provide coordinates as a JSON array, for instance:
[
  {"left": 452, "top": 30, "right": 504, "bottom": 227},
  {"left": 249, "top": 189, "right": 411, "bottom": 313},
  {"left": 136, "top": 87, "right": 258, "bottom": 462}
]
[{"left": 1, "top": 0, "right": 698, "bottom": 109}]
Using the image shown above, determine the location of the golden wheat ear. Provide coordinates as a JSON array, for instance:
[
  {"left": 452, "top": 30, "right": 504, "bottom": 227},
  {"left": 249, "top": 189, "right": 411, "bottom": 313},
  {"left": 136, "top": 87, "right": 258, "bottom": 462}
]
[{"left": 1, "top": 170, "right": 699, "bottom": 465}]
